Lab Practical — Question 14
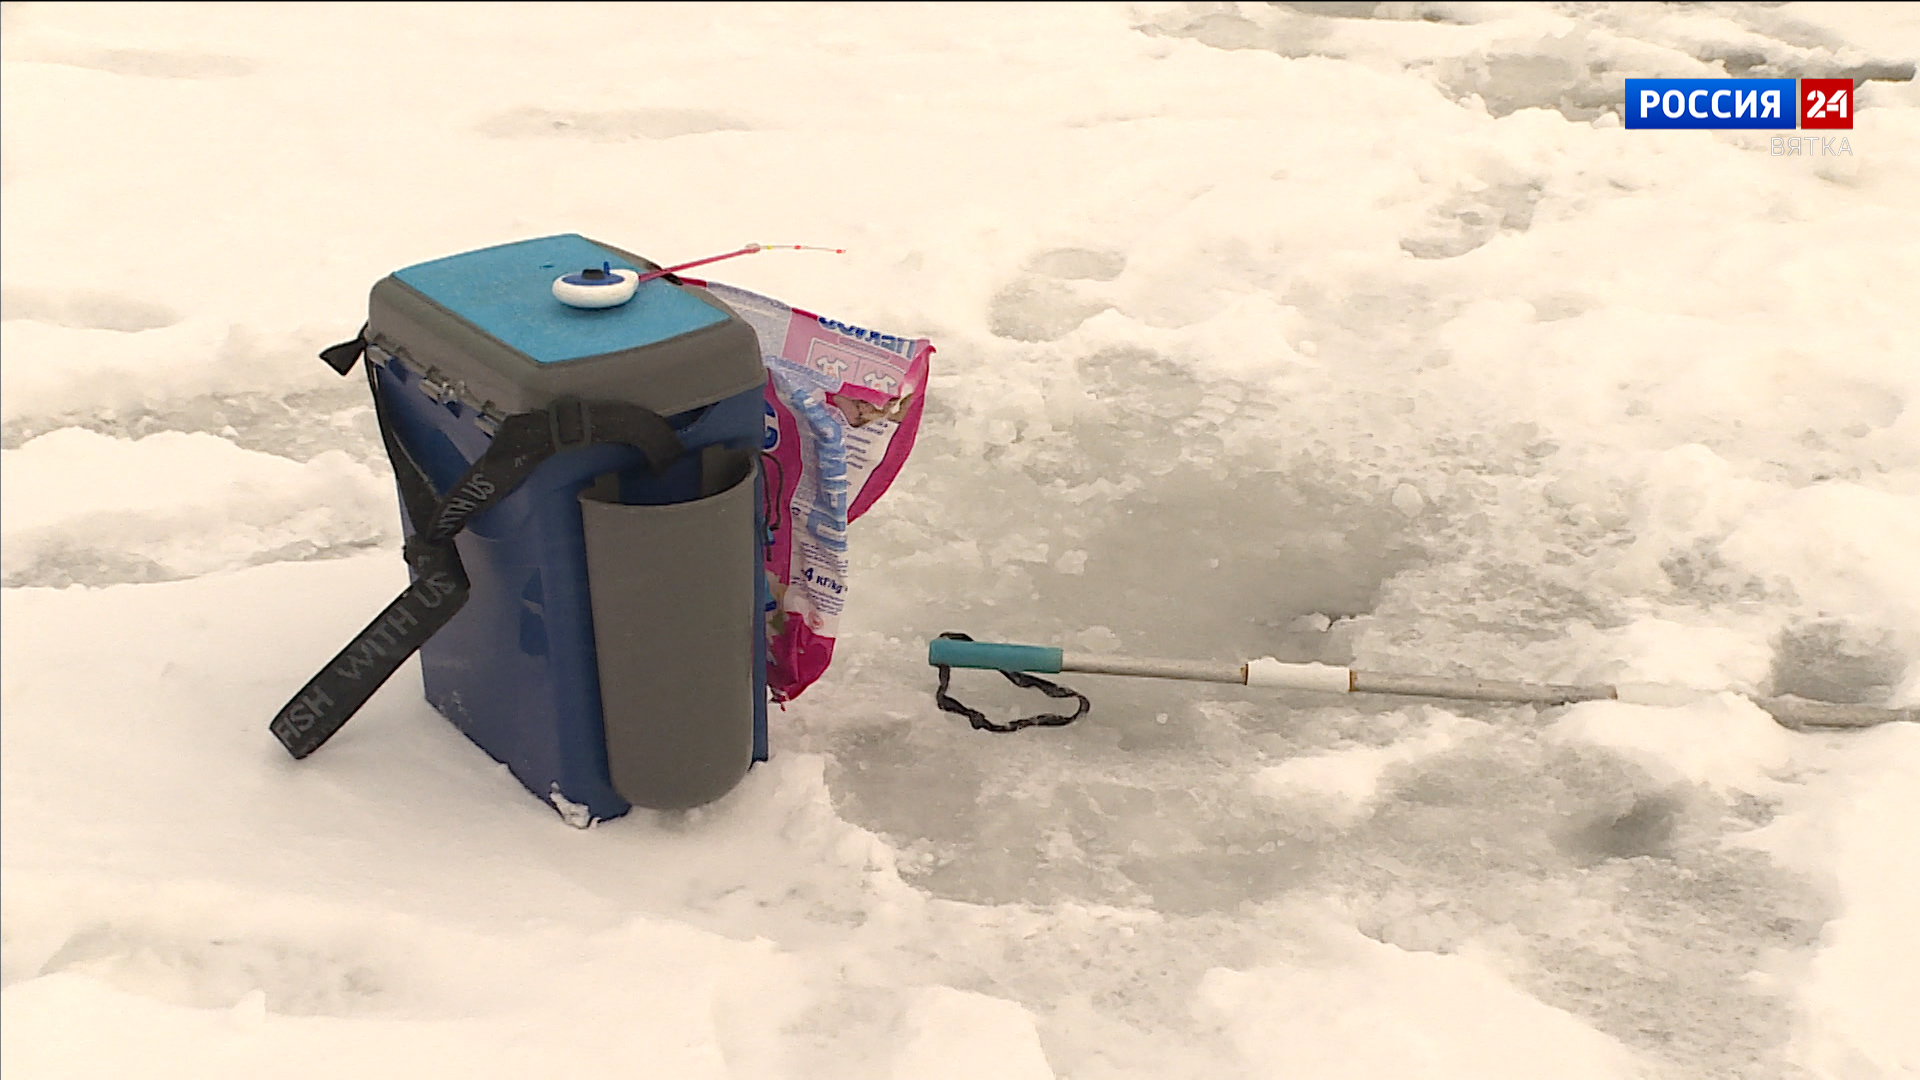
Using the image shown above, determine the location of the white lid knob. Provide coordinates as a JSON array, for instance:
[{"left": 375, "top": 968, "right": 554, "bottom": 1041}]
[{"left": 553, "top": 263, "right": 640, "bottom": 309}]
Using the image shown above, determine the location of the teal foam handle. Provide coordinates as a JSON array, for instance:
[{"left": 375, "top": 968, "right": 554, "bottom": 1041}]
[{"left": 927, "top": 639, "right": 1064, "bottom": 674}]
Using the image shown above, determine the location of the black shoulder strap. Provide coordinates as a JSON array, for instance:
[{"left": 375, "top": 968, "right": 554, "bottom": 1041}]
[{"left": 268, "top": 333, "right": 684, "bottom": 759}]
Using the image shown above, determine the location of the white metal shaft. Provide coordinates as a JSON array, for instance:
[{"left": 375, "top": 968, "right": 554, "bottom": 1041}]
[
  {"left": 1350, "top": 671, "right": 1610, "bottom": 706},
  {"left": 1060, "top": 653, "right": 1244, "bottom": 684},
  {"left": 1746, "top": 695, "right": 1918, "bottom": 730}
]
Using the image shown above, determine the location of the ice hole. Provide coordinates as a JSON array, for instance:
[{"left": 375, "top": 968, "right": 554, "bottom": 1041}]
[{"left": 1769, "top": 619, "right": 1907, "bottom": 705}]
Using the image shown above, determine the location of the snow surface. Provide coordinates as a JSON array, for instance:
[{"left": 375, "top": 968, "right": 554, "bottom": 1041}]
[{"left": 3, "top": 2, "right": 1918, "bottom": 1077}]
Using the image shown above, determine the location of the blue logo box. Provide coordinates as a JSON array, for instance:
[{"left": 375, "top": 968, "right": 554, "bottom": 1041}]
[{"left": 1625, "top": 79, "right": 1797, "bottom": 129}]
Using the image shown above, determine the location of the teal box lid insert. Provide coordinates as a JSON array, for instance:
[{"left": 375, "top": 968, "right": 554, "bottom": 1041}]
[{"left": 392, "top": 234, "right": 729, "bottom": 365}]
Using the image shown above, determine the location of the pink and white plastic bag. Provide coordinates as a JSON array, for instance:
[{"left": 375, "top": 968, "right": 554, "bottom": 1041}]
[{"left": 693, "top": 280, "right": 932, "bottom": 702}]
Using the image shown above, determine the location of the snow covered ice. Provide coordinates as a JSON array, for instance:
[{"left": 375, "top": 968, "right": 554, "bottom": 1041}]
[{"left": 3, "top": 3, "right": 1918, "bottom": 1077}]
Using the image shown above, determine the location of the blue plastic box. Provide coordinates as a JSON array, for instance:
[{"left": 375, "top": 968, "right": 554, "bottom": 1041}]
[{"left": 363, "top": 235, "right": 770, "bottom": 822}]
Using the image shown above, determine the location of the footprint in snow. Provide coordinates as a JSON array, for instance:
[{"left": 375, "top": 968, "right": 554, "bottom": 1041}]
[
  {"left": 37, "top": 923, "right": 388, "bottom": 1017},
  {"left": 23, "top": 46, "right": 256, "bottom": 79},
  {"left": 986, "top": 247, "right": 1128, "bottom": 343},
  {"left": 476, "top": 106, "right": 753, "bottom": 141},
  {"left": 1, "top": 286, "right": 180, "bottom": 333}
]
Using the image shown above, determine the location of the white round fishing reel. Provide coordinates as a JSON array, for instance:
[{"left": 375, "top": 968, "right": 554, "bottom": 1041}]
[{"left": 552, "top": 263, "right": 640, "bottom": 309}]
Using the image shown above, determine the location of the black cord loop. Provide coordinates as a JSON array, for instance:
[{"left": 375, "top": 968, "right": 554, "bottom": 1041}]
[{"left": 932, "top": 631, "right": 1090, "bottom": 733}]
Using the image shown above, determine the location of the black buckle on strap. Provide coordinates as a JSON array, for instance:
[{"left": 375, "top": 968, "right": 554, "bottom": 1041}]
[
  {"left": 548, "top": 397, "right": 592, "bottom": 449},
  {"left": 402, "top": 534, "right": 457, "bottom": 575}
]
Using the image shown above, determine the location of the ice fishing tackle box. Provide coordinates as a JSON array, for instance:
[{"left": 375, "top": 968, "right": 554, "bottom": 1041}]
[{"left": 269, "top": 234, "right": 772, "bottom": 822}]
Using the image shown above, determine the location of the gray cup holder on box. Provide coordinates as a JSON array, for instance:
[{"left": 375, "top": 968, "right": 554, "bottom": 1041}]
[{"left": 579, "top": 448, "right": 758, "bottom": 810}]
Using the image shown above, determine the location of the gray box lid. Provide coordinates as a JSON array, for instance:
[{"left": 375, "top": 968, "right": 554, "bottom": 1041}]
[{"left": 367, "top": 234, "right": 764, "bottom": 417}]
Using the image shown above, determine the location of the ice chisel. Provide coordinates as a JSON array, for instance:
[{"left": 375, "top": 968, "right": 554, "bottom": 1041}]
[{"left": 925, "top": 637, "right": 1918, "bottom": 731}]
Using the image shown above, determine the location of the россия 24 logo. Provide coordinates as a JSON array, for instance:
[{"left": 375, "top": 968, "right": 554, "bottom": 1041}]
[{"left": 1624, "top": 78, "right": 1854, "bottom": 130}]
